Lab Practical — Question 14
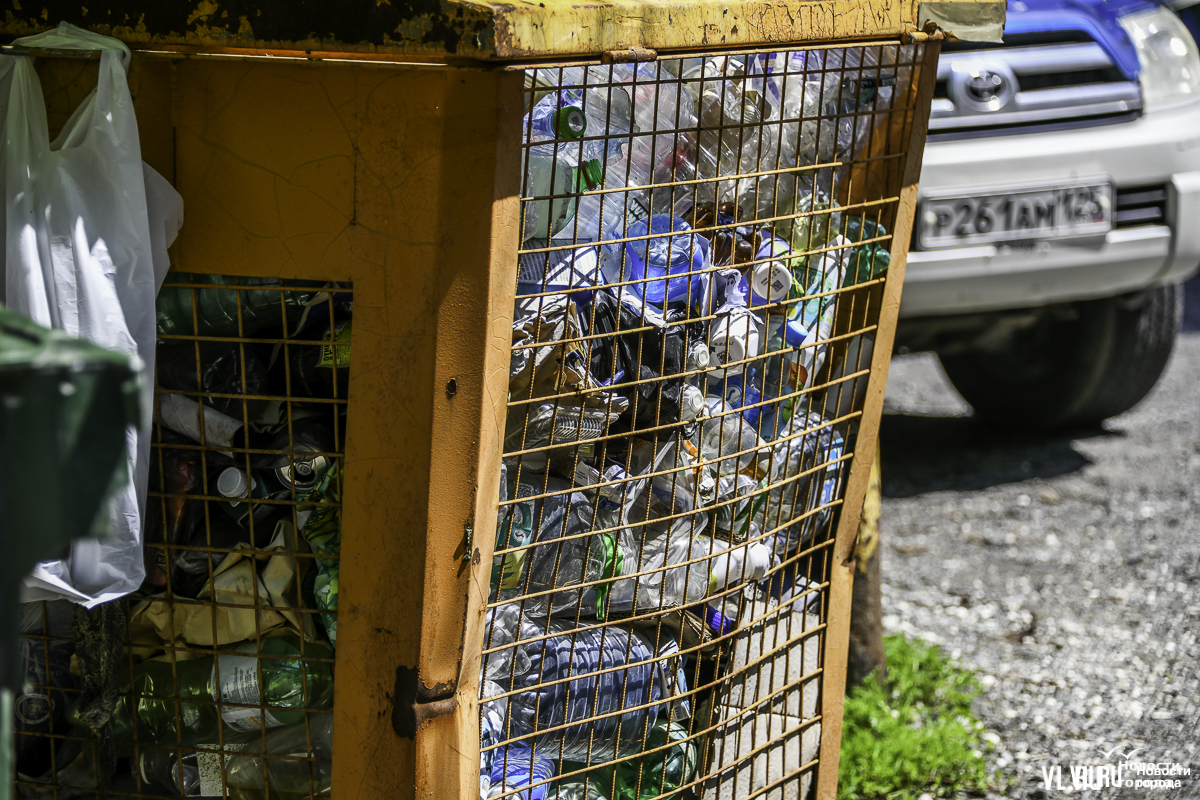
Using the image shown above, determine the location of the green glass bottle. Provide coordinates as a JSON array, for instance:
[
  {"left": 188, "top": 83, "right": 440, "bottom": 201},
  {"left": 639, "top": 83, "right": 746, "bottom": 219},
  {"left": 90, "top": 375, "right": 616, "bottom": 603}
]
[{"left": 105, "top": 635, "right": 334, "bottom": 748}]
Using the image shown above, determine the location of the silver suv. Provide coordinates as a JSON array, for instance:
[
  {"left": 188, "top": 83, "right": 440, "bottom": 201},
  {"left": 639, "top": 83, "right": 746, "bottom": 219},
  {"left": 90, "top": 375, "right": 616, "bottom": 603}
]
[{"left": 898, "top": 2, "right": 1200, "bottom": 428}]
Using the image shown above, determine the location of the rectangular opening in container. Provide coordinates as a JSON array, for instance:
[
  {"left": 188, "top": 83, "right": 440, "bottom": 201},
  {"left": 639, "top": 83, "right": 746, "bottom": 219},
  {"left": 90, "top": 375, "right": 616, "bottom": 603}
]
[{"left": 14, "top": 275, "right": 352, "bottom": 800}]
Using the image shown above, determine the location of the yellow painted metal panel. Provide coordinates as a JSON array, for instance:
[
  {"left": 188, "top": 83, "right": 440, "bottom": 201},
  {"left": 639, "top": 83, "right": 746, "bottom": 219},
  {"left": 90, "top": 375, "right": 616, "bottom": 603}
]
[{"left": 3, "top": 0, "right": 997, "bottom": 59}]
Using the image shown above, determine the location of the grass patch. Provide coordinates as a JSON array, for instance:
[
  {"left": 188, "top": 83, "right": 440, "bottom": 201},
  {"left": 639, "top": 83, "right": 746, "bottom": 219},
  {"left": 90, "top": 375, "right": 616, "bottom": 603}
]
[{"left": 838, "top": 634, "right": 992, "bottom": 799}]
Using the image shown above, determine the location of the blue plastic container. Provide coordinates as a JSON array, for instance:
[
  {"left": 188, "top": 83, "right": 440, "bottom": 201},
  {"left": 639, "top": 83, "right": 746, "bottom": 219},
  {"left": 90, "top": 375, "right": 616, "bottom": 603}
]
[{"left": 617, "top": 215, "right": 710, "bottom": 306}]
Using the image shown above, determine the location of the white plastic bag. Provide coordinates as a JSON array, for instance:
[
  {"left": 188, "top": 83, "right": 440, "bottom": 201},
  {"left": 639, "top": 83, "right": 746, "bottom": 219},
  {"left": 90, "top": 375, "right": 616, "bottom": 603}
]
[{"left": 0, "top": 23, "right": 184, "bottom": 606}]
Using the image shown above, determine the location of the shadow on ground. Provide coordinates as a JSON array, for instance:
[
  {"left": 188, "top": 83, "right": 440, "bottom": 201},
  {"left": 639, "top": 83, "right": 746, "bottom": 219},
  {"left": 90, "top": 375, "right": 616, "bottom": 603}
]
[
  {"left": 878, "top": 413, "right": 1119, "bottom": 497},
  {"left": 1185, "top": 272, "right": 1200, "bottom": 332}
]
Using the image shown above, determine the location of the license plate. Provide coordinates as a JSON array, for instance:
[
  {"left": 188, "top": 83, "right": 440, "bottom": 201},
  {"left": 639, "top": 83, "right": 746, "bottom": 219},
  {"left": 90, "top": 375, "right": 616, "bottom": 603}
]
[{"left": 918, "top": 183, "right": 1112, "bottom": 249}]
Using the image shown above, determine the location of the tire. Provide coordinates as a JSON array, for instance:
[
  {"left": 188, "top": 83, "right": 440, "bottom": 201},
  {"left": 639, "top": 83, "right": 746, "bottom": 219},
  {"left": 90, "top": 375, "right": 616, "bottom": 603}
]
[{"left": 937, "top": 284, "right": 1183, "bottom": 430}]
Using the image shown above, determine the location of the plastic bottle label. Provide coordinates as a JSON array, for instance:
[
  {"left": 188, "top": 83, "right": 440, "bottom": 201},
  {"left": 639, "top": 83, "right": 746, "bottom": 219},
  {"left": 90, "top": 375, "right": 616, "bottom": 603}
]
[
  {"left": 497, "top": 482, "right": 536, "bottom": 590},
  {"left": 316, "top": 321, "right": 351, "bottom": 369},
  {"left": 213, "top": 654, "right": 284, "bottom": 732},
  {"left": 194, "top": 743, "right": 247, "bottom": 796}
]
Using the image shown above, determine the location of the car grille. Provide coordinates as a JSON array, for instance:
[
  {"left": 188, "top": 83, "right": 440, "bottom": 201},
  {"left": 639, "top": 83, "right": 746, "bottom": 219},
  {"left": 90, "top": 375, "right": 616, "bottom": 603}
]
[
  {"left": 1114, "top": 184, "right": 1168, "bottom": 228},
  {"left": 930, "top": 32, "right": 1142, "bottom": 140}
]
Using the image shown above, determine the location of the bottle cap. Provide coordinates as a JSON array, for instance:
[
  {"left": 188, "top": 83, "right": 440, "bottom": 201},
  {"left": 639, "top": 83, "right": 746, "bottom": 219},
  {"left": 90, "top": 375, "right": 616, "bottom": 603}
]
[
  {"left": 688, "top": 341, "right": 711, "bottom": 370},
  {"left": 579, "top": 159, "right": 604, "bottom": 191},
  {"left": 217, "top": 467, "right": 250, "bottom": 499},
  {"left": 680, "top": 385, "right": 706, "bottom": 421},
  {"left": 553, "top": 106, "right": 587, "bottom": 139},
  {"left": 710, "top": 334, "right": 746, "bottom": 371},
  {"left": 751, "top": 260, "right": 792, "bottom": 304}
]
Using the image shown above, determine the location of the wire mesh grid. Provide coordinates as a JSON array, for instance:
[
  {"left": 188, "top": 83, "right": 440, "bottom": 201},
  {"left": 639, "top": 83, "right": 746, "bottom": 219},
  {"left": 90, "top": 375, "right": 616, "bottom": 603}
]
[
  {"left": 483, "top": 41, "right": 924, "bottom": 800},
  {"left": 14, "top": 276, "right": 350, "bottom": 800}
]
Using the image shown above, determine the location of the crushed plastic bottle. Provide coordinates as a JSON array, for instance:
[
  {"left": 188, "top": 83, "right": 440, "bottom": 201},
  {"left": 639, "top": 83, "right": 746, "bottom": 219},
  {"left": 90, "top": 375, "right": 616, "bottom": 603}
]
[
  {"left": 482, "top": 617, "right": 665, "bottom": 763},
  {"left": 699, "top": 399, "right": 767, "bottom": 476},
  {"left": 487, "top": 743, "right": 557, "bottom": 800},
  {"left": 764, "top": 413, "right": 844, "bottom": 559}
]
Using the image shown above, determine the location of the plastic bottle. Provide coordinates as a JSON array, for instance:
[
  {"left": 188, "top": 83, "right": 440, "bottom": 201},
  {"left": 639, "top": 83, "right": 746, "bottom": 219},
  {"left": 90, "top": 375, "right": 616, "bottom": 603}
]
[
  {"left": 484, "top": 617, "right": 663, "bottom": 763},
  {"left": 709, "top": 540, "right": 772, "bottom": 591},
  {"left": 101, "top": 635, "right": 334, "bottom": 747},
  {"left": 487, "top": 743, "right": 557, "bottom": 800},
  {"left": 764, "top": 413, "right": 844, "bottom": 559},
  {"left": 523, "top": 146, "right": 602, "bottom": 243},
  {"left": 527, "top": 525, "right": 624, "bottom": 618},
  {"left": 610, "top": 525, "right": 712, "bottom": 614},
  {"left": 14, "top": 602, "right": 75, "bottom": 778},
  {"left": 223, "top": 715, "right": 334, "bottom": 800},
  {"left": 791, "top": 235, "right": 849, "bottom": 390},
  {"left": 134, "top": 749, "right": 200, "bottom": 796},
  {"left": 699, "top": 401, "right": 766, "bottom": 475},
  {"left": 707, "top": 307, "right": 762, "bottom": 377},
  {"left": 518, "top": 403, "right": 620, "bottom": 449}
]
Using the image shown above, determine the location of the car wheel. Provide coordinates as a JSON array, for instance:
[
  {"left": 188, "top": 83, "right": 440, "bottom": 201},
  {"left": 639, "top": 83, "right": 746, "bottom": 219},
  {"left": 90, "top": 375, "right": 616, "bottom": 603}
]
[{"left": 937, "top": 284, "right": 1183, "bottom": 430}]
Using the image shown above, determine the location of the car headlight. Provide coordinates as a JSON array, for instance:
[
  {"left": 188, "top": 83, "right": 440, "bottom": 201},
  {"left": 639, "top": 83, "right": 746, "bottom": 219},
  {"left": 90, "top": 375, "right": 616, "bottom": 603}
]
[{"left": 1119, "top": 7, "right": 1200, "bottom": 109}]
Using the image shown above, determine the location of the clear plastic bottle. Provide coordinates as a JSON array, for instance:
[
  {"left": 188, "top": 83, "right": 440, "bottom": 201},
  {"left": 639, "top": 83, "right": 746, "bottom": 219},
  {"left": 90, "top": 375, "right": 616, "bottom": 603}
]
[
  {"left": 523, "top": 146, "right": 597, "bottom": 243},
  {"left": 223, "top": 715, "right": 334, "bottom": 800},
  {"left": 516, "top": 403, "right": 620, "bottom": 449},
  {"left": 765, "top": 412, "right": 844, "bottom": 559},
  {"left": 134, "top": 748, "right": 200, "bottom": 796},
  {"left": 611, "top": 523, "right": 713, "bottom": 613},
  {"left": 700, "top": 400, "right": 767, "bottom": 476}
]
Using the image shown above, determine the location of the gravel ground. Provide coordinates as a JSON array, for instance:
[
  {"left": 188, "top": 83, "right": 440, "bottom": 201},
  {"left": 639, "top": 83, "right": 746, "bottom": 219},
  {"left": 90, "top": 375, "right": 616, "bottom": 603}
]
[{"left": 876, "top": 295, "right": 1200, "bottom": 798}]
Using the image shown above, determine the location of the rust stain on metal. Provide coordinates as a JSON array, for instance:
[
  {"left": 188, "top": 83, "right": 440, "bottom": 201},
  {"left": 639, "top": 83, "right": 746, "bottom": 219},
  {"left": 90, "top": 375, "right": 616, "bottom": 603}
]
[{"left": 0, "top": 0, "right": 952, "bottom": 60}]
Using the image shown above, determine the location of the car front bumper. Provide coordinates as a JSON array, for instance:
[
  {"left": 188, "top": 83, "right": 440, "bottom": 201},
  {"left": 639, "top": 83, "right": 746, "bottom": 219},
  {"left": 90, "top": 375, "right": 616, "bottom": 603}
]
[{"left": 901, "top": 100, "right": 1200, "bottom": 318}]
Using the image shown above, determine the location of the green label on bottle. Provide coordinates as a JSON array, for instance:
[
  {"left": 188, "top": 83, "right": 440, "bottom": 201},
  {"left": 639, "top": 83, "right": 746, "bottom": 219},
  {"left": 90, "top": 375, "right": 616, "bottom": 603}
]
[
  {"left": 495, "top": 481, "right": 536, "bottom": 590},
  {"left": 316, "top": 321, "right": 351, "bottom": 369}
]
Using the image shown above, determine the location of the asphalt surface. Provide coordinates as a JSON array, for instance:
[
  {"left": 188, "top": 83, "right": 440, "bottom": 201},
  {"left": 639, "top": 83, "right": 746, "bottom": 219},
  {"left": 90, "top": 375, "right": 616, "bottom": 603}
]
[{"left": 876, "top": 276, "right": 1200, "bottom": 799}]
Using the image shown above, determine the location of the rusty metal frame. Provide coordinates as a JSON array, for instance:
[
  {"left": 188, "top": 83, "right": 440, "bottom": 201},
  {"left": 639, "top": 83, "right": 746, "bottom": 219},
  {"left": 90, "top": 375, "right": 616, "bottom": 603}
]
[{"left": 813, "top": 38, "right": 940, "bottom": 799}]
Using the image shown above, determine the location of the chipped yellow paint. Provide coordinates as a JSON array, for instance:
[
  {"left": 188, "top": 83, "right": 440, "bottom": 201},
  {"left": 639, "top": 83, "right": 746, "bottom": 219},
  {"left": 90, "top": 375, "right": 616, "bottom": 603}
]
[
  {"left": 1, "top": 0, "right": 997, "bottom": 61},
  {"left": 186, "top": 0, "right": 219, "bottom": 26}
]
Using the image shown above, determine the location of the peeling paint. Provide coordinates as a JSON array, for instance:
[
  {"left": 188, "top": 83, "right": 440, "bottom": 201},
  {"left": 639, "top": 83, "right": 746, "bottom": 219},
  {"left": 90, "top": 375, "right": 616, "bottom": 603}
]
[{"left": 0, "top": 0, "right": 941, "bottom": 60}]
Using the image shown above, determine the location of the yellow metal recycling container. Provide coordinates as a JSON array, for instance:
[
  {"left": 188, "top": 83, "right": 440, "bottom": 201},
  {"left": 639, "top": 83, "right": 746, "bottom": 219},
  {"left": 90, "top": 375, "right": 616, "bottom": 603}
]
[{"left": 3, "top": 1, "right": 997, "bottom": 798}]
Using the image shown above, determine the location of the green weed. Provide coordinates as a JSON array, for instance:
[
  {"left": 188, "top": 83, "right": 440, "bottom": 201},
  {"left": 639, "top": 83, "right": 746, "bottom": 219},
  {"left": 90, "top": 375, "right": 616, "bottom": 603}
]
[{"left": 837, "top": 634, "right": 992, "bottom": 799}]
